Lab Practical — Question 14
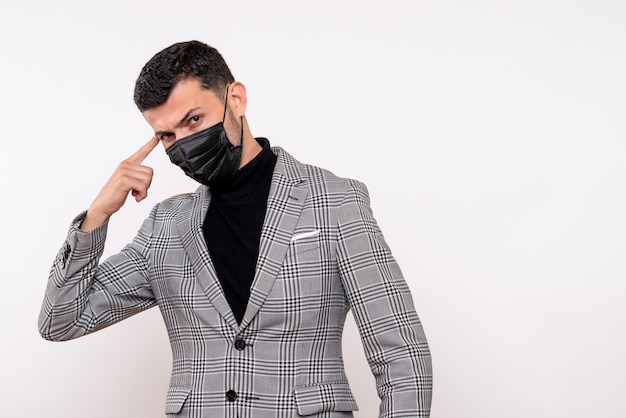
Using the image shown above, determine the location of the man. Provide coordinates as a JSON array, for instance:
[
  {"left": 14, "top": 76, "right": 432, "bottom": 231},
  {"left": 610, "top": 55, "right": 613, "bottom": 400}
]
[{"left": 39, "top": 40, "right": 432, "bottom": 417}]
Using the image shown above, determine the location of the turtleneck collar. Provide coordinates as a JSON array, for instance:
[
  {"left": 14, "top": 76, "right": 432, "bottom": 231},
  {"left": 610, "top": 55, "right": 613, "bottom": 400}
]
[{"left": 209, "top": 137, "right": 277, "bottom": 199}]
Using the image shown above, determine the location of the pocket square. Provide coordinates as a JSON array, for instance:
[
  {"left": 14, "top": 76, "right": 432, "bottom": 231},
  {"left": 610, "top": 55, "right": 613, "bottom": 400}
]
[{"left": 290, "top": 229, "right": 320, "bottom": 242}]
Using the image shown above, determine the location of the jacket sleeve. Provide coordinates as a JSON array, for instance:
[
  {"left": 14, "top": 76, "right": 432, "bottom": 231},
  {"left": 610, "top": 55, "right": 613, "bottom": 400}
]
[
  {"left": 336, "top": 180, "right": 433, "bottom": 417},
  {"left": 38, "top": 209, "right": 157, "bottom": 341}
]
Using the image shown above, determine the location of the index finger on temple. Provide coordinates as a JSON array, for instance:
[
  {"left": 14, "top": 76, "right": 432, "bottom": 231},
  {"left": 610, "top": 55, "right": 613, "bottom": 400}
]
[{"left": 127, "top": 136, "right": 159, "bottom": 164}]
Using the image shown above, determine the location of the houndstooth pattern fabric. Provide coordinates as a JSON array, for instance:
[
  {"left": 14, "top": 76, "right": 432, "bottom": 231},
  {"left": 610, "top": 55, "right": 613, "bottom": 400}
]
[{"left": 39, "top": 147, "right": 432, "bottom": 417}]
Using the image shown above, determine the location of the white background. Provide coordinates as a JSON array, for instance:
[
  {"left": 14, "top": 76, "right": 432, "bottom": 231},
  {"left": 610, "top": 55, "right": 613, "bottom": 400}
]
[{"left": 1, "top": 1, "right": 625, "bottom": 417}]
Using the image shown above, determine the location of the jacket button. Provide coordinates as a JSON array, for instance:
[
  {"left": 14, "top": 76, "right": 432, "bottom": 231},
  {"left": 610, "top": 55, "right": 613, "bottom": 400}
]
[
  {"left": 234, "top": 339, "right": 246, "bottom": 351},
  {"left": 226, "top": 390, "right": 238, "bottom": 402}
]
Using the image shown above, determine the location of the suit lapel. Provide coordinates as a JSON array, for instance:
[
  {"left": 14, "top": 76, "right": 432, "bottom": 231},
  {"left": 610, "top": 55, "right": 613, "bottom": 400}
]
[
  {"left": 175, "top": 186, "right": 240, "bottom": 332},
  {"left": 239, "top": 148, "right": 308, "bottom": 330},
  {"left": 173, "top": 148, "right": 307, "bottom": 333}
]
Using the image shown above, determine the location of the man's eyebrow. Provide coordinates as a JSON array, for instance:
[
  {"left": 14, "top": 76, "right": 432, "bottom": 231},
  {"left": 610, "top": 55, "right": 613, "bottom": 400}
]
[
  {"left": 176, "top": 107, "right": 202, "bottom": 127},
  {"left": 154, "top": 107, "right": 202, "bottom": 138}
]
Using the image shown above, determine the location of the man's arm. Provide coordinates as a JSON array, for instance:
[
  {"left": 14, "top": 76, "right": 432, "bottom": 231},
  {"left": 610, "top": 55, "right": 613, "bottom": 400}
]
[
  {"left": 38, "top": 210, "right": 157, "bottom": 341},
  {"left": 337, "top": 180, "right": 433, "bottom": 418},
  {"left": 38, "top": 137, "right": 160, "bottom": 340}
]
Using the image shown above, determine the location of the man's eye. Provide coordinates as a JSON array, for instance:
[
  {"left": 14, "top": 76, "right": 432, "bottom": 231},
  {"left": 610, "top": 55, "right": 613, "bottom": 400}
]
[
  {"left": 159, "top": 133, "right": 174, "bottom": 142},
  {"left": 190, "top": 115, "right": 201, "bottom": 124}
]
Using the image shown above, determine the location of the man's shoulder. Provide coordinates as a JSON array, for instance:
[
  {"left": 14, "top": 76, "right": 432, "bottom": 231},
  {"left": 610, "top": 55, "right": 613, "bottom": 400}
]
[
  {"left": 152, "top": 186, "right": 205, "bottom": 214},
  {"left": 272, "top": 146, "right": 363, "bottom": 192}
]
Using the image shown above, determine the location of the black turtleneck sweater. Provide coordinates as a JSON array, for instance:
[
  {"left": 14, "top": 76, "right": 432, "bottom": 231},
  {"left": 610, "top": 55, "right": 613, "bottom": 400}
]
[{"left": 202, "top": 138, "right": 277, "bottom": 324}]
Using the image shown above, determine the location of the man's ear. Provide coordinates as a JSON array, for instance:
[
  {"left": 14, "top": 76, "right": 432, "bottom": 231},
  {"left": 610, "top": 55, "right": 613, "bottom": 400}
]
[{"left": 229, "top": 81, "right": 247, "bottom": 117}]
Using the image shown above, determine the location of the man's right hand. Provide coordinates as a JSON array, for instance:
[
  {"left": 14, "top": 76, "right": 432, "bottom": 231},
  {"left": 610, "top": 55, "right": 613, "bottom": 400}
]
[{"left": 81, "top": 137, "right": 159, "bottom": 232}]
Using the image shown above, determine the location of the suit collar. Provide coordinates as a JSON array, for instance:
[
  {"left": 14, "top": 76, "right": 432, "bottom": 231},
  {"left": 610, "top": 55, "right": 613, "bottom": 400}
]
[{"left": 269, "top": 146, "right": 307, "bottom": 185}]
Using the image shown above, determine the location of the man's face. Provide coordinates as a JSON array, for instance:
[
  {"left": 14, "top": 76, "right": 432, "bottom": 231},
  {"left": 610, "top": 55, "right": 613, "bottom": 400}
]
[{"left": 143, "top": 78, "right": 231, "bottom": 149}]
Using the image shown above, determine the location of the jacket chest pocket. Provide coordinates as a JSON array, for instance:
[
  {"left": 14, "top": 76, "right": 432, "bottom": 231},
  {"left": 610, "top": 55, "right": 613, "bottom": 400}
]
[
  {"left": 288, "top": 229, "right": 322, "bottom": 256},
  {"left": 273, "top": 239, "right": 344, "bottom": 313}
]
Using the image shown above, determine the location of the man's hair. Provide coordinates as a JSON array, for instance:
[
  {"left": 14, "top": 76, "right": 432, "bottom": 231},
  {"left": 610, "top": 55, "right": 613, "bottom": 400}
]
[{"left": 133, "top": 40, "right": 235, "bottom": 112}]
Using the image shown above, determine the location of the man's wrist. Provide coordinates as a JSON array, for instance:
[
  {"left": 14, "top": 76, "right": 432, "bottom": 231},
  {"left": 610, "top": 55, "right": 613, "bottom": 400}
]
[{"left": 80, "top": 209, "right": 109, "bottom": 232}]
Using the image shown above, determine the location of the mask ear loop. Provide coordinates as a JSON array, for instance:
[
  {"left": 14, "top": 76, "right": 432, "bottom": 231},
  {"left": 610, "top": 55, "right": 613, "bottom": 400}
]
[
  {"left": 222, "top": 83, "right": 244, "bottom": 150},
  {"left": 222, "top": 84, "right": 230, "bottom": 123},
  {"left": 239, "top": 116, "right": 244, "bottom": 147}
]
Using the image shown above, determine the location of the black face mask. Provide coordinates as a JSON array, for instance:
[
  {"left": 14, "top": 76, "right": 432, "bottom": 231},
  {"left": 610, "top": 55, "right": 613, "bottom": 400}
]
[{"left": 166, "top": 86, "right": 242, "bottom": 187}]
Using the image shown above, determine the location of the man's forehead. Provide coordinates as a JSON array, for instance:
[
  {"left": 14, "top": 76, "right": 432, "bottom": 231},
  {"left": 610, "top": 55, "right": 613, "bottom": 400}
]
[{"left": 142, "top": 79, "right": 224, "bottom": 129}]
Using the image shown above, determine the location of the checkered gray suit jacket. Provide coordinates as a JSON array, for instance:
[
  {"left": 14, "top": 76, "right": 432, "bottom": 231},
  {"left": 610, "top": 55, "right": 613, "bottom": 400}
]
[{"left": 39, "top": 146, "right": 432, "bottom": 417}]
